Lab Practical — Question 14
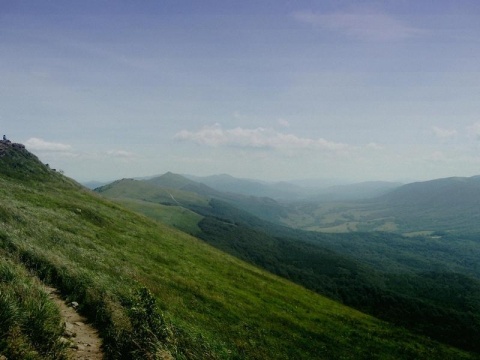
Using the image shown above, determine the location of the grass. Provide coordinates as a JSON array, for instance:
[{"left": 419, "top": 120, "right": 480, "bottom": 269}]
[
  {"left": 1, "top": 149, "right": 479, "bottom": 359},
  {"left": 96, "top": 178, "right": 210, "bottom": 208},
  {"left": 113, "top": 198, "right": 203, "bottom": 235},
  {"left": 0, "top": 254, "right": 68, "bottom": 360}
]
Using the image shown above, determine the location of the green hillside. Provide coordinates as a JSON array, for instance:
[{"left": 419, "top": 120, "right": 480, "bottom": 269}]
[
  {"left": 103, "top": 172, "right": 480, "bottom": 235},
  {"left": 1, "top": 144, "right": 478, "bottom": 359},
  {"left": 145, "top": 173, "right": 289, "bottom": 224},
  {"left": 97, "top": 178, "right": 209, "bottom": 208},
  {"left": 113, "top": 198, "right": 203, "bottom": 234},
  {"left": 95, "top": 178, "right": 207, "bottom": 234},
  {"left": 97, "top": 173, "right": 480, "bottom": 354}
]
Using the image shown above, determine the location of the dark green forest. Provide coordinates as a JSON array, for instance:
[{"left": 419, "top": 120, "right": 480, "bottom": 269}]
[{"left": 197, "top": 214, "right": 480, "bottom": 353}]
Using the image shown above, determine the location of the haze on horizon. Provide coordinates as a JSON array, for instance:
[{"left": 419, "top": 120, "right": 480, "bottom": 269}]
[{"left": 2, "top": 0, "right": 480, "bottom": 183}]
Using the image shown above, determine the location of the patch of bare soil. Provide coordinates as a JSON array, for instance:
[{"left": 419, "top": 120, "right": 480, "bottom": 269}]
[{"left": 44, "top": 286, "right": 103, "bottom": 360}]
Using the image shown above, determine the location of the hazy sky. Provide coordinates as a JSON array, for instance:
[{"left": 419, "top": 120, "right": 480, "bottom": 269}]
[{"left": 2, "top": 1, "right": 480, "bottom": 183}]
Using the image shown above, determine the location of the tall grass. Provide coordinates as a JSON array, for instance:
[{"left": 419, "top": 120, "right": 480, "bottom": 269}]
[
  {"left": 0, "top": 255, "right": 68, "bottom": 359},
  {"left": 0, "top": 234, "right": 177, "bottom": 360}
]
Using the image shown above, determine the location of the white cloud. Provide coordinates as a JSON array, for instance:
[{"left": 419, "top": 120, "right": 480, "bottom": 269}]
[
  {"left": 24, "top": 137, "right": 72, "bottom": 152},
  {"left": 106, "top": 150, "right": 136, "bottom": 159},
  {"left": 366, "top": 142, "right": 384, "bottom": 150},
  {"left": 174, "top": 124, "right": 350, "bottom": 152},
  {"left": 175, "top": 124, "right": 226, "bottom": 147},
  {"left": 293, "top": 9, "right": 424, "bottom": 41},
  {"left": 432, "top": 126, "right": 457, "bottom": 139}
]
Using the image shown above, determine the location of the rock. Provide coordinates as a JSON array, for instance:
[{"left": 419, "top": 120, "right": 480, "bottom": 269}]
[
  {"left": 70, "top": 301, "right": 79, "bottom": 309},
  {"left": 59, "top": 336, "right": 75, "bottom": 348},
  {"left": 64, "top": 328, "right": 77, "bottom": 338}
]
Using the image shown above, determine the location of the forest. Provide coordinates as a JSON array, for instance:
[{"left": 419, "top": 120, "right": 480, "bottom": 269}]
[{"left": 197, "top": 211, "right": 480, "bottom": 352}]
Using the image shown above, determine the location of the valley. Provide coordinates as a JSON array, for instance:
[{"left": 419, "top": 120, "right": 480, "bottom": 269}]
[{"left": 96, "top": 171, "right": 480, "bottom": 355}]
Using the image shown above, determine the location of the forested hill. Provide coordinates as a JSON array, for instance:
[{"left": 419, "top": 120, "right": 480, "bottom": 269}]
[
  {"left": 376, "top": 175, "right": 480, "bottom": 232},
  {"left": 380, "top": 175, "right": 480, "bottom": 207}
]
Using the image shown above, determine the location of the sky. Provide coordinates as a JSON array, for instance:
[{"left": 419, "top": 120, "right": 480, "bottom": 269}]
[{"left": 2, "top": 0, "right": 480, "bottom": 183}]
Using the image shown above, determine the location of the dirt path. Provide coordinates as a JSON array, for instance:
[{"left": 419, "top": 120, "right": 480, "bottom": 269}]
[{"left": 44, "top": 286, "right": 103, "bottom": 360}]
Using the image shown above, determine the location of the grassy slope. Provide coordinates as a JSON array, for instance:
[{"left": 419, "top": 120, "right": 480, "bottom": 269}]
[
  {"left": 195, "top": 216, "right": 480, "bottom": 353},
  {"left": 145, "top": 173, "right": 290, "bottom": 224},
  {"left": 113, "top": 198, "right": 203, "bottom": 235},
  {"left": 96, "top": 178, "right": 205, "bottom": 234},
  {"left": 0, "top": 254, "right": 68, "bottom": 360},
  {"left": 96, "top": 176, "right": 480, "bottom": 353},
  {"left": 96, "top": 178, "right": 209, "bottom": 208},
  {"left": 0, "top": 149, "right": 477, "bottom": 359},
  {"left": 98, "top": 179, "right": 480, "bottom": 280}
]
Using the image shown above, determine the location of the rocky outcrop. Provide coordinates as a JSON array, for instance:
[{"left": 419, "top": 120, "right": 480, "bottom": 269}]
[
  {"left": 0, "top": 139, "right": 26, "bottom": 157},
  {"left": 0, "top": 139, "right": 25, "bottom": 148},
  {"left": 12, "top": 143, "right": 25, "bottom": 149},
  {"left": 0, "top": 138, "right": 54, "bottom": 181}
]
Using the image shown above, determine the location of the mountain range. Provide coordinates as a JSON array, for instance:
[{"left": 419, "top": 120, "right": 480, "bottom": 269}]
[{"left": 97, "top": 172, "right": 480, "bottom": 234}]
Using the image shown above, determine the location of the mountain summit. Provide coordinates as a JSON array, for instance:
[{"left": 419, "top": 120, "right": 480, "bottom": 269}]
[{"left": 0, "top": 137, "right": 54, "bottom": 181}]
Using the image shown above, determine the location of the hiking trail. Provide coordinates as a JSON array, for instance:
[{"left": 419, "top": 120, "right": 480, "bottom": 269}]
[{"left": 44, "top": 285, "right": 103, "bottom": 360}]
